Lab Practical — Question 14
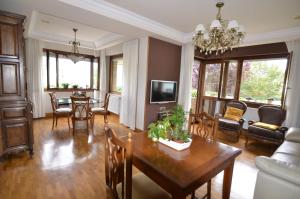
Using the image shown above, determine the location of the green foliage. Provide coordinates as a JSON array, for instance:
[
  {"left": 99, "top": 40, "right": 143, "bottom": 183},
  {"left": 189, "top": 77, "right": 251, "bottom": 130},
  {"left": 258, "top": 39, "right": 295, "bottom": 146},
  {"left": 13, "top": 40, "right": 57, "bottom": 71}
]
[
  {"left": 191, "top": 89, "right": 198, "bottom": 98},
  {"left": 148, "top": 105, "right": 190, "bottom": 143},
  {"left": 61, "top": 83, "right": 70, "bottom": 88},
  {"left": 240, "top": 62, "right": 284, "bottom": 102},
  {"left": 72, "top": 84, "right": 78, "bottom": 89}
]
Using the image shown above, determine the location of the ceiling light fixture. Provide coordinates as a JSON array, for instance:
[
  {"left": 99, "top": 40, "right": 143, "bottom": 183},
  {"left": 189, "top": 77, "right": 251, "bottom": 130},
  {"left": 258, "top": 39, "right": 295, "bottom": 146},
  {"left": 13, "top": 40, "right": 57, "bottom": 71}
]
[
  {"left": 193, "top": 1, "right": 246, "bottom": 55},
  {"left": 68, "top": 28, "right": 82, "bottom": 63}
]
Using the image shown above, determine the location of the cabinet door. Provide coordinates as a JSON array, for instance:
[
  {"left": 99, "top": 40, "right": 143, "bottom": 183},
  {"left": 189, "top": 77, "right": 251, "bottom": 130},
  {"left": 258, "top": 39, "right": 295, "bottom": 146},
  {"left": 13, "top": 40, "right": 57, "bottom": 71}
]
[
  {"left": 0, "top": 23, "right": 18, "bottom": 57},
  {"left": 2, "top": 119, "right": 28, "bottom": 148},
  {"left": 0, "top": 61, "right": 23, "bottom": 100}
]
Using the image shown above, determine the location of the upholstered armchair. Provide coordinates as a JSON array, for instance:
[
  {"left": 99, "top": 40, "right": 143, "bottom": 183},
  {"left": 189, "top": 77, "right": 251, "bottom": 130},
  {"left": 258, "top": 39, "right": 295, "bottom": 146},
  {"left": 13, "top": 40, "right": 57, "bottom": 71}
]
[
  {"left": 217, "top": 100, "right": 247, "bottom": 141},
  {"left": 245, "top": 105, "right": 288, "bottom": 146}
]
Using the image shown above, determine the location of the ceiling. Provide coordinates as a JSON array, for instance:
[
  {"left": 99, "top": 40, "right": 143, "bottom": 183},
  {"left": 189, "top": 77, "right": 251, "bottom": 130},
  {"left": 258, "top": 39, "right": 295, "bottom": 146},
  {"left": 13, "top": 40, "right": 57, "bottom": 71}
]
[
  {"left": 1, "top": 0, "right": 300, "bottom": 49},
  {"left": 104, "top": 0, "right": 300, "bottom": 34}
]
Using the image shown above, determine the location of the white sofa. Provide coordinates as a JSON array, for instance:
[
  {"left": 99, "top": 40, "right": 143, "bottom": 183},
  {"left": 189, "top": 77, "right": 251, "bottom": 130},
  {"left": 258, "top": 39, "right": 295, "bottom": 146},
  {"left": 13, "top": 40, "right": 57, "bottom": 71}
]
[{"left": 254, "top": 127, "right": 300, "bottom": 199}]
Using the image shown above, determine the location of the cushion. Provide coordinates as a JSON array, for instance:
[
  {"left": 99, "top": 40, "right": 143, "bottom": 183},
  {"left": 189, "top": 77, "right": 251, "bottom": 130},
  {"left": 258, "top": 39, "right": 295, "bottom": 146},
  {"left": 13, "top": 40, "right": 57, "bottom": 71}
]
[
  {"left": 253, "top": 122, "right": 279, "bottom": 131},
  {"left": 248, "top": 125, "right": 284, "bottom": 140},
  {"left": 224, "top": 107, "right": 243, "bottom": 122},
  {"left": 117, "top": 173, "right": 171, "bottom": 199},
  {"left": 91, "top": 107, "right": 105, "bottom": 112},
  {"left": 56, "top": 107, "right": 72, "bottom": 113},
  {"left": 218, "top": 118, "right": 241, "bottom": 131},
  {"left": 285, "top": 127, "right": 300, "bottom": 143}
]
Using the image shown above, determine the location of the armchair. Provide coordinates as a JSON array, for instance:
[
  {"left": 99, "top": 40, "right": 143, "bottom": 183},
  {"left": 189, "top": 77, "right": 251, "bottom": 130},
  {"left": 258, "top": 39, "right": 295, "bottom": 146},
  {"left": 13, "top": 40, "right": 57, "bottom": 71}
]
[
  {"left": 245, "top": 105, "right": 287, "bottom": 146},
  {"left": 217, "top": 100, "right": 247, "bottom": 141}
]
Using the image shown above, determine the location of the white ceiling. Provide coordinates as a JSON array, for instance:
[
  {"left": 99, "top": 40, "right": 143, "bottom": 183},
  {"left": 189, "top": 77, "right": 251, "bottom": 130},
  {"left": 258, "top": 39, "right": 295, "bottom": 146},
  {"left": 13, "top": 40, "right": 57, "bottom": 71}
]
[
  {"left": 104, "top": 0, "right": 300, "bottom": 34},
  {"left": 1, "top": 0, "right": 300, "bottom": 49}
]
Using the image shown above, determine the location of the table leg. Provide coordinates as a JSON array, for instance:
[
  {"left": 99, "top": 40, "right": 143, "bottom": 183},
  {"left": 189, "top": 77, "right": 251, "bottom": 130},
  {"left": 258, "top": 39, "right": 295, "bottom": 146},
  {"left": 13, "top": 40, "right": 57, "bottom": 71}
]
[{"left": 223, "top": 161, "right": 234, "bottom": 199}]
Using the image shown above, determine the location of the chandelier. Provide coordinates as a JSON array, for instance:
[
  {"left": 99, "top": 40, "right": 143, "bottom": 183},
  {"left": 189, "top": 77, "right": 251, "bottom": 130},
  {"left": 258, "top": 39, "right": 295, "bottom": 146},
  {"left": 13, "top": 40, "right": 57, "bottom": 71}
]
[
  {"left": 193, "top": 1, "right": 246, "bottom": 55},
  {"left": 68, "top": 28, "right": 82, "bottom": 63}
]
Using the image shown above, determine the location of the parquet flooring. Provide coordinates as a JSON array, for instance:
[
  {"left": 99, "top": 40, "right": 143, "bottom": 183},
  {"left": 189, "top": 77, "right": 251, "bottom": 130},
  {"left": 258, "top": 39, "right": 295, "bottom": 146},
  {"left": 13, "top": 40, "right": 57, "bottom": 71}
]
[{"left": 0, "top": 115, "right": 277, "bottom": 199}]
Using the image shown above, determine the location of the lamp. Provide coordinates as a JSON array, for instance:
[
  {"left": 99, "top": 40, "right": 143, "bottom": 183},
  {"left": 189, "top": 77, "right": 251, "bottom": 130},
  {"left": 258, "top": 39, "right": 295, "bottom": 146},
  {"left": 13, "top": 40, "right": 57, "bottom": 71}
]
[
  {"left": 68, "top": 28, "right": 82, "bottom": 63},
  {"left": 193, "top": 1, "right": 246, "bottom": 55}
]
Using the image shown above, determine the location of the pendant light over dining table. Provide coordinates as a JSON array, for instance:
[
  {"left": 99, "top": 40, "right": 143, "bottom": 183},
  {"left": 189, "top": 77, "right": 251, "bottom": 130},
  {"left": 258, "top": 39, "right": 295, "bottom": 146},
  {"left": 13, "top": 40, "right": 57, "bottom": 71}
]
[
  {"left": 193, "top": 1, "right": 246, "bottom": 55},
  {"left": 68, "top": 28, "right": 82, "bottom": 63}
]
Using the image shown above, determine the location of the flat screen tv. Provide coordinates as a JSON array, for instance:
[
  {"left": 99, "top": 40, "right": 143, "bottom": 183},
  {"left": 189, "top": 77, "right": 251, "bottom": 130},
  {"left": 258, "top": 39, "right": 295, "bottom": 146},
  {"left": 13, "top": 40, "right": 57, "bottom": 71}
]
[{"left": 150, "top": 80, "right": 177, "bottom": 103}]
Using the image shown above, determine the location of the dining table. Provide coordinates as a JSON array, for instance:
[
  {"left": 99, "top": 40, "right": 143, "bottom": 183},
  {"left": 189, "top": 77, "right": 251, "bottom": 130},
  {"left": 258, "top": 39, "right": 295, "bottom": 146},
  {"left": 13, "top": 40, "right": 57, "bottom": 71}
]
[{"left": 129, "top": 132, "right": 242, "bottom": 199}]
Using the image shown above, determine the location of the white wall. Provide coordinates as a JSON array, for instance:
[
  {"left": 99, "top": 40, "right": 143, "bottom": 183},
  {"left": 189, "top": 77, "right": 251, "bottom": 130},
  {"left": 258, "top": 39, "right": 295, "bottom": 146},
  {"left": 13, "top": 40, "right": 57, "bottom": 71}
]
[
  {"left": 105, "top": 44, "right": 122, "bottom": 56},
  {"left": 136, "top": 37, "right": 149, "bottom": 130}
]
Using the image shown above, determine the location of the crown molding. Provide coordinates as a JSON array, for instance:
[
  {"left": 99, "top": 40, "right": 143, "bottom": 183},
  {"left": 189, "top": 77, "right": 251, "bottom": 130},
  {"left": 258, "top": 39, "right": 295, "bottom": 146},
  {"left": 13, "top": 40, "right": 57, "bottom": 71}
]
[{"left": 58, "top": 0, "right": 185, "bottom": 42}]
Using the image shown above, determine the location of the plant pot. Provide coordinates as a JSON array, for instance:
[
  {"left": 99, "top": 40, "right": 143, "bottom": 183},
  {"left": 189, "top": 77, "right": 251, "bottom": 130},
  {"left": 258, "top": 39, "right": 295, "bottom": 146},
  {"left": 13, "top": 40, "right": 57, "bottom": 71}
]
[{"left": 158, "top": 138, "right": 192, "bottom": 151}]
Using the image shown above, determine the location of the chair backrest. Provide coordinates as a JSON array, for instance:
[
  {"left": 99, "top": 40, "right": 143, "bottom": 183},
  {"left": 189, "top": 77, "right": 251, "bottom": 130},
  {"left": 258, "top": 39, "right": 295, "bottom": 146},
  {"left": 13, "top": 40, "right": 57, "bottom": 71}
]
[
  {"left": 105, "top": 127, "right": 132, "bottom": 199},
  {"left": 258, "top": 105, "right": 286, "bottom": 126},
  {"left": 70, "top": 96, "right": 91, "bottom": 120},
  {"left": 223, "top": 100, "right": 247, "bottom": 115},
  {"left": 103, "top": 93, "right": 111, "bottom": 112},
  {"left": 188, "top": 112, "right": 219, "bottom": 142},
  {"left": 49, "top": 92, "right": 58, "bottom": 111}
]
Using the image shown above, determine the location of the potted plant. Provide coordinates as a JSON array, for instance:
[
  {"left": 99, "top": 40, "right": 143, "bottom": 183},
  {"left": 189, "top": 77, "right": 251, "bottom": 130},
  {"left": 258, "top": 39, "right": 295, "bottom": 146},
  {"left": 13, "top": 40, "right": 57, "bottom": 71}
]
[
  {"left": 148, "top": 105, "right": 191, "bottom": 150},
  {"left": 61, "top": 83, "right": 70, "bottom": 89},
  {"left": 72, "top": 84, "right": 78, "bottom": 89}
]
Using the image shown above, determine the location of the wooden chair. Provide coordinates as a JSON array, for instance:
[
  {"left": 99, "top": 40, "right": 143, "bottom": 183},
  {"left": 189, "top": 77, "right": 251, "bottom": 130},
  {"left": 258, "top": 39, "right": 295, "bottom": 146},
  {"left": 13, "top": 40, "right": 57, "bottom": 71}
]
[
  {"left": 70, "top": 96, "right": 93, "bottom": 135},
  {"left": 188, "top": 111, "right": 219, "bottom": 199},
  {"left": 105, "top": 127, "right": 171, "bottom": 199},
  {"left": 49, "top": 92, "right": 72, "bottom": 130},
  {"left": 91, "top": 93, "right": 110, "bottom": 125}
]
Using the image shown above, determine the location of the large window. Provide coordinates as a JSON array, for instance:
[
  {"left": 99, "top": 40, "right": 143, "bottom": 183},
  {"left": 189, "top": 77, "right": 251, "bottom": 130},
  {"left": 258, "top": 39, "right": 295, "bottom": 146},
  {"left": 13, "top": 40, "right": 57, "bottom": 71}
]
[
  {"left": 198, "top": 55, "right": 289, "bottom": 107},
  {"left": 110, "top": 55, "right": 123, "bottom": 93},
  {"left": 240, "top": 59, "right": 287, "bottom": 105},
  {"left": 44, "top": 49, "right": 99, "bottom": 90}
]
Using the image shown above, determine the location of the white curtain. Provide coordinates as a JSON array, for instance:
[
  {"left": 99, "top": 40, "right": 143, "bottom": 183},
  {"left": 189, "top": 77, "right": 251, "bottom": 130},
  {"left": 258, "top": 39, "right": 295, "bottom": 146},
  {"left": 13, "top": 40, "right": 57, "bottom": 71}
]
[
  {"left": 178, "top": 43, "right": 194, "bottom": 112},
  {"left": 26, "top": 38, "right": 45, "bottom": 118},
  {"left": 99, "top": 49, "right": 107, "bottom": 101},
  {"left": 285, "top": 39, "right": 300, "bottom": 127},
  {"left": 120, "top": 40, "right": 139, "bottom": 130}
]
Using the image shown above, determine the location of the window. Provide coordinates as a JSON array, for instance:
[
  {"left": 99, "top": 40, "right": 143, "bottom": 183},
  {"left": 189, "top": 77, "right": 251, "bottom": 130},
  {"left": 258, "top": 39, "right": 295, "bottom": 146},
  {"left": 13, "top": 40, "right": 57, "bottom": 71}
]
[
  {"left": 240, "top": 58, "right": 287, "bottom": 105},
  {"left": 44, "top": 49, "right": 99, "bottom": 90},
  {"left": 203, "top": 63, "right": 222, "bottom": 97},
  {"left": 191, "top": 60, "right": 201, "bottom": 112},
  {"left": 110, "top": 55, "right": 123, "bottom": 93},
  {"left": 220, "top": 60, "right": 238, "bottom": 99}
]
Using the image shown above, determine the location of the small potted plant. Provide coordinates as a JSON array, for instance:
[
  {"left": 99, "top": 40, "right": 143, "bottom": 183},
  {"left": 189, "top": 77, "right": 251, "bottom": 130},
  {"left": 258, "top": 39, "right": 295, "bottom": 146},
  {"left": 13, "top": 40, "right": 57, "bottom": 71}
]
[
  {"left": 61, "top": 83, "right": 70, "bottom": 89},
  {"left": 148, "top": 105, "right": 191, "bottom": 150},
  {"left": 72, "top": 84, "right": 78, "bottom": 89}
]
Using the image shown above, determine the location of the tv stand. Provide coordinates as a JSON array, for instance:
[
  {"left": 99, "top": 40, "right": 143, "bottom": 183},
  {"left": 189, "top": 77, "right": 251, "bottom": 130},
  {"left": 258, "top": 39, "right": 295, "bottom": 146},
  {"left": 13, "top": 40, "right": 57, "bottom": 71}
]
[{"left": 157, "top": 110, "right": 173, "bottom": 120}]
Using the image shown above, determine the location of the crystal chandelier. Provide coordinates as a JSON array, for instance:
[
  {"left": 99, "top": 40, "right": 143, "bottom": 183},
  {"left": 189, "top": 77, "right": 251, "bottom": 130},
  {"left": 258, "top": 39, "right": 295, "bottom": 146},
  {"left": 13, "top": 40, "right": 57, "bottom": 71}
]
[
  {"left": 68, "top": 28, "right": 82, "bottom": 63},
  {"left": 193, "top": 1, "right": 246, "bottom": 55}
]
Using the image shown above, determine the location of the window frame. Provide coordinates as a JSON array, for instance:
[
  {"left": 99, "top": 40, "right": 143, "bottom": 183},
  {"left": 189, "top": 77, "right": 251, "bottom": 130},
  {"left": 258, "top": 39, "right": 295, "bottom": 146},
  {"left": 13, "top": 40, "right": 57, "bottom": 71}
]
[
  {"left": 43, "top": 48, "right": 100, "bottom": 91},
  {"left": 109, "top": 54, "right": 123, "bottom": 94},
  {"left": 197, "top": 53, "right": 291, "bottom": 108}
]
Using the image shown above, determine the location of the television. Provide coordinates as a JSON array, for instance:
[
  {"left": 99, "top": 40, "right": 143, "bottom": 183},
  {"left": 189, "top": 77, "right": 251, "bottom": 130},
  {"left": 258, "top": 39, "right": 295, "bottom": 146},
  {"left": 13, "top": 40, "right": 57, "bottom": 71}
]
[{"left": 150, "top": 80, "right": 177, "bottom": 103}]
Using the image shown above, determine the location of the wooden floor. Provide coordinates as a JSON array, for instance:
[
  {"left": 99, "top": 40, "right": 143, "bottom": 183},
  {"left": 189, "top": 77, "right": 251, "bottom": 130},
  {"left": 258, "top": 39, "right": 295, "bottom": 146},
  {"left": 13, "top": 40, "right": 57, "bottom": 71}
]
[{"left": 0, "top": 115, "right": 277, "bottom": 199}]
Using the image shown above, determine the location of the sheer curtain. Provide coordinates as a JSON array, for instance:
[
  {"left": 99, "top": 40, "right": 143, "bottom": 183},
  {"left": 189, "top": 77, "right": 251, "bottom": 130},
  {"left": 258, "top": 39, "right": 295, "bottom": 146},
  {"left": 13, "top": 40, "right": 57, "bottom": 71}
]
[
  {"left": 26, "top": 38, "right": 45, "bottom": 118},
  {"left": 178, "top": 43, "right": 194, "bottom": 112},
  {"left": 99, "top": 49, "right": 107, "bottom": 101},
  {"left": 120, "top": 39, "right": 139, "bottom": 130},
  {"left": 285, "top": 39, "right": 300, "bottom": 127}
]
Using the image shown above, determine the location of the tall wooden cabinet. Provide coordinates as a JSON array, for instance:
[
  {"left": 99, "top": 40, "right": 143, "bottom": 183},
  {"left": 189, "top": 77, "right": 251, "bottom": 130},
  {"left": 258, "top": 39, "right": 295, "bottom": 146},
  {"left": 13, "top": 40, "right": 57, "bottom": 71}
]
[{"left": 0, "top": 10, "right": 33, "bottom": 158}]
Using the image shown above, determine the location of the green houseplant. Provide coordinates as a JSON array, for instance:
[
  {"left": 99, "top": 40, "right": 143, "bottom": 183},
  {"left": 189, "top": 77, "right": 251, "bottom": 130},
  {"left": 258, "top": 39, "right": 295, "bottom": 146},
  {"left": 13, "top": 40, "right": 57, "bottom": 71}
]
[
  {"left": 72, "top": 84, "right": 79, "bottom": 89},
  {"left": 148, "top": 105, "right": 190, "bottom": 143},
  {"left": 61, "top": 83, "right": 70, "bottom": 89}
]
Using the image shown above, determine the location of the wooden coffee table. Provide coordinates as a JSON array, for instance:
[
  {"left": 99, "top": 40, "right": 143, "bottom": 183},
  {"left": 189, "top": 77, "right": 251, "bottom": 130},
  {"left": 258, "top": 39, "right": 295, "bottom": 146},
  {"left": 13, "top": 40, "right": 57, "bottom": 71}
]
[{"left": 131, "top": 133, "right": 242, "bottom": 199}]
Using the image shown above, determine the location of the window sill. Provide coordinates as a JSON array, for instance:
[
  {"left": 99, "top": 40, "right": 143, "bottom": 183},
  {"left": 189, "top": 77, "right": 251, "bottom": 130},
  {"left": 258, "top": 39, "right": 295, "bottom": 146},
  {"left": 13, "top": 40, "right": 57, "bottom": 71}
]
[
  {"left": 44, "top": 88, "right": 96, "bottom": 92},
  {"left": 241, "top": 100, "right": 282, "bottom": 108}
]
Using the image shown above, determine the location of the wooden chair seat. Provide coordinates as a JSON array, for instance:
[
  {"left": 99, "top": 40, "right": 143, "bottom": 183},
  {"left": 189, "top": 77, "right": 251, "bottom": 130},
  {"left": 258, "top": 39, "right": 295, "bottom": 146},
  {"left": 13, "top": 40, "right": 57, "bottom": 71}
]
[
  {"left": 116, "top": 173, "right": 171, "bottom": 199},
  {"left": 91, "top": 107, "right": 105, "bottom": 112}
]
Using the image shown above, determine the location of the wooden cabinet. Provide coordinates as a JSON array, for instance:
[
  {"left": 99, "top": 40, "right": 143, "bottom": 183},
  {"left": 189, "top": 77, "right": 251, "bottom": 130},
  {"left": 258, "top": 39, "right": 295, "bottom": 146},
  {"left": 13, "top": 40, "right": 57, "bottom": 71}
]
[{"left": 0, "top": 10, "right": 33, "bottom": 159}]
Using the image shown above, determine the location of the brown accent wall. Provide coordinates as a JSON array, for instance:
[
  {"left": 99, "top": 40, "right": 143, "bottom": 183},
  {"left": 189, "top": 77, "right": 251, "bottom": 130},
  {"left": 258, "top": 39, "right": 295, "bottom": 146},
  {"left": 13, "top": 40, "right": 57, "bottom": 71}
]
[
  {"left": 144, "top": 37, "right": 182, "bottom": 127},
  {"left": 195, "top": 42, "right": 288, "bottom": 60}
]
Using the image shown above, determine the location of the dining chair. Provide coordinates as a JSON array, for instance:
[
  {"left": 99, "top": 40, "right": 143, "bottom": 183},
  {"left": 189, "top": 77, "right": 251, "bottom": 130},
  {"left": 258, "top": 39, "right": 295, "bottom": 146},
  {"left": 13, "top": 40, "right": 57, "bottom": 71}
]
[
  {"left": 188, "top": 111, "right": 219, "bottom": 199},
  {"left": 91, "top": 93, "right": 110, "bottom": 125},
  {"left": 70, "top": 96, "right": 93, "bottom": 135},
  {"left": 49, "top": 92, "right": 72, "bottom": 130},
  {"left": 105, "top": 127, "right": 171, "bottom": 199}
]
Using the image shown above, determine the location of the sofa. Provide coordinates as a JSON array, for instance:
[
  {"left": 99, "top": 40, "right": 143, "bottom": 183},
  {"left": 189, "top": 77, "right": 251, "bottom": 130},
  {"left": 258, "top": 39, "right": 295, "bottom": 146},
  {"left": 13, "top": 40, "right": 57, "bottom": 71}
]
[{"left": 254, "top": 127, "right": 300, "bottom": 199}]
